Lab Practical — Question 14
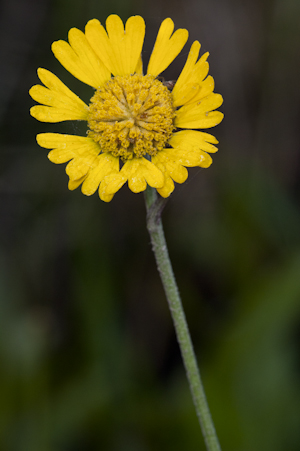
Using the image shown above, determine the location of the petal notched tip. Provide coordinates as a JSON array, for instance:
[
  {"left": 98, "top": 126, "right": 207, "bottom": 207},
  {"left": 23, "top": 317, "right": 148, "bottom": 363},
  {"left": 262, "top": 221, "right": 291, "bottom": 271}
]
[{"left": 147, "top": 18, "right": 188, "bottom": 77}]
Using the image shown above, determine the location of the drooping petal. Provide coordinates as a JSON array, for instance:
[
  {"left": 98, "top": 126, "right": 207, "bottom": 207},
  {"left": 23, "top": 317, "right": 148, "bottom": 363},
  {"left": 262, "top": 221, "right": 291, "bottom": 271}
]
[
  {"left": 153, "top": 141, "right": 212, "bottom": 196},
  {"left": 152, "top": 151, "right": 188, "bottom": 184},
  {"left": 157, "top": 177, "right": 175, "bottom": 198},
  {"left": 153, "top": 158, "right": 175, "bottom": 198},
  {"left": 81, "top": 153, "right": 119, "bottom": 196},
  {"left": 52, "top": 28, "right": 111, "bottom": 88},
  {"left": 103, "top": 157, "right": 164, "bottom": 194},
  {"left": 124, "top": 157, "right": 165, "bottom": 192},
  {"left": 29, "top": 68, "right": 88, "bottom": 122},
  {"left": 65, "top": 153, "right": 99, "bottom": 180},
  {"left": 99, "top": 190, "right": 115, "bottom": 203},
  {"left": 152, "top": 150, "right": 190, "bottom": 198},
  {"left": 99, "top": 173, "right": 127, "bottom": 200},
  {"left": 37, "top": 133, "right": 101, "bottom": 182},
  {"left": 85, "top": 15, "right": 145, "bottom": 76},
  {"left": 68, "top": 176, "right": 87, "bottom": 190},
  {"left": 175, "top": 93, "right": 224, "bottom": 129},
  {"left": 147, "top": 18, "right": 188, "bottom": 77}
]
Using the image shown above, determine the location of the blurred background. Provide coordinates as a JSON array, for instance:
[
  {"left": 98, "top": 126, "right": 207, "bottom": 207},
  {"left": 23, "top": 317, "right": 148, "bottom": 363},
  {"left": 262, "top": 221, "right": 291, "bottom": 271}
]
[{"left": 1, "top": 0, "right": 300, "bottom": 449}]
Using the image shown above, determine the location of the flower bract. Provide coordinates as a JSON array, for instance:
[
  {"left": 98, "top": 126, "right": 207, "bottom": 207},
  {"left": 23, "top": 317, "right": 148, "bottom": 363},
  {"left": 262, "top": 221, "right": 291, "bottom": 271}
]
[{"left": 30, "top": 15, "right": 223, "bottom": 202}]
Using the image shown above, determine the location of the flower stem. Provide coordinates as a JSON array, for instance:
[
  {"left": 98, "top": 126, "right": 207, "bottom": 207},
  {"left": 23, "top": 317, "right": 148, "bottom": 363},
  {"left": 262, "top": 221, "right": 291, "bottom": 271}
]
[{"left": 144, "top": 186, "right": 221, "bottom": 451}]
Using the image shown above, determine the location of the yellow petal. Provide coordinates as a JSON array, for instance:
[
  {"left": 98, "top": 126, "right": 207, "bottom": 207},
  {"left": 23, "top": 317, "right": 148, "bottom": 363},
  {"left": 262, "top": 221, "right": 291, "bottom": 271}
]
[
  {"left": 172, "top": 82, "right": 200, "bottom": 108},
  {"left": 164, "top": 160, "right": 188, "bottom": 183},
  {"left": 150, "top": 158, "right": 175, "bottom": 198},
  {"left": 157, "top": 177, "right": 175, "bottom": 198},
  {"left": 161, "top": 130, "right": 217, "bottom": 168},
  {"left": 52, "top": 28, "right": 110, "bottom": 88},
  {"left": 174, "top": 43, "right": 209, "bottom": 93},
  {"left": 164, "top": 147, "right": 213, "bottom": 167},
  {"left": 32, "top": 68, "right": 87, "bottom": 111},
  {"left": 113, "top": 157, "right": 164, "bottom": 193},
  {"left": 126, "top": 161, "right": 146, "bottom": 192},
  {"left": 169, "top": 130, "right": 219, "bottom": 153},
  {"left": 147, "top": 18, "right": 188, "bottom": 77},
  {"left": 85, "top": 15, "right": 145, "bottom": 76},
  {"left": 37, "top": 133, "right": 100, "bottom": 159},
  {"left": 98, "top": 173, "right": 127, "bottom": 201},
  {"left": 182, "top": 79, "right": 216, "bottom": 115},
  {"left": 135, "top": 55, "right": 143, "bottom": 75},
  {"left": 37, "top": 133, "right": 101, "bottom": 181},
  {"left": 176, "top": 110, "right": 224, "bottom": 129},
  {"left": 172, "top": 41, "right": 200, "bottom": 103},
  {"left": 81, "top": 153, "right": 119, "bottom": 196},
  {"left": 152, "top": 152, "right": 188, "bottom": 184},
  {"left": 184, "top": 76, "right": 215, "bottom": 105},
  {"left": 173, "top": 41, "right": 214, "bottom": 107},
  {"left": 68, "top": 176, "right": 86, "bottom": 190},
  {"left": 190, "top": 52, "right": 210, "bottom": 83},
  {"left": 29, "top": 69, "right": 88, "bottom": 122},
  {"left": 175, "top": 93, "right": 224, "bottom": 129},
  {"left": 66, "top": 153, "right": 99, "bottom": 180},
  {"left": 107, "top": 15, "right": 145, "bottom": 75},
  {"left": 198, "top": 153, "right": 212, "bottom": 168},
  {"left": 31, "top": 105, "right": 84, "bottom": 123},
  {"left": 47, "top": 147, "right": 76, "bottom": 163},
  {"left": 30, "top": 85, "right": 81, "bottom": 111},
  {"left": 99, "top": 191, "right": 114, "bottom": 203},
  {"left": 37, "top": 132, "right": 95, "bottom": 149},
  {"left": 100, "top": 173, "right": 127, "bottom": 195}
]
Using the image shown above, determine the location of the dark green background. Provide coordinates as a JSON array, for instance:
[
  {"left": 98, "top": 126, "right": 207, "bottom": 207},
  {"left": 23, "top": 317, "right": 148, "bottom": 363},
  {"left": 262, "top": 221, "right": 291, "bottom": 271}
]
[{"left": 1, "top": 0, "right": 300, "bottom": 449}]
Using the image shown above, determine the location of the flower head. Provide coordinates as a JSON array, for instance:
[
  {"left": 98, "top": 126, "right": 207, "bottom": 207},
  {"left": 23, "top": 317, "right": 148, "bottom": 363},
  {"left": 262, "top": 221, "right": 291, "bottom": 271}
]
[{"left": 30, "top": 15, "right": 223, "bottom": 202}]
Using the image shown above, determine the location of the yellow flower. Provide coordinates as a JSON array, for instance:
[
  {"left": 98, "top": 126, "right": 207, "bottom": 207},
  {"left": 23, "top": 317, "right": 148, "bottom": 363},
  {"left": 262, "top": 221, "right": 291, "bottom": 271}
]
[{"left": 29, "top": 15, "right": 223, "bottom": 202}]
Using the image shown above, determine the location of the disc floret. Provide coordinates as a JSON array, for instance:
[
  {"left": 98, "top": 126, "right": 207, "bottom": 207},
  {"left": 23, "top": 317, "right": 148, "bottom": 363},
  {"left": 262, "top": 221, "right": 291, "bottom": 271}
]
[{"left": 87, "top": 74, "right": 175, "bottom": 160}]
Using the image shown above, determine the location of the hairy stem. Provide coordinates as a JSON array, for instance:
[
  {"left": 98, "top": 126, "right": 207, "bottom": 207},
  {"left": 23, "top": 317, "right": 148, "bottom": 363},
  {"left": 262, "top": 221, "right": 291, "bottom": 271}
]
[{"left": 145, "top": 186, "right": 221, "bottom": 451}]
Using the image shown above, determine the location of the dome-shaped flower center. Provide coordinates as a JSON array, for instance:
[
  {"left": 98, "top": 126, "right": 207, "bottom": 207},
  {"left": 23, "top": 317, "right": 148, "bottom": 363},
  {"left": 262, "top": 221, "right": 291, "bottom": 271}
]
[{"left": 87, "top": 74, "right": 175, "bottom": 160}]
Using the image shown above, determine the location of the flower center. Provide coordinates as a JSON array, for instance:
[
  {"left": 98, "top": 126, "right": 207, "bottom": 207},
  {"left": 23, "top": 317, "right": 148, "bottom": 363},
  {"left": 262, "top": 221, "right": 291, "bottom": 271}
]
[{"left": 87, "top": 74, "right": 175, "bottom": 160}]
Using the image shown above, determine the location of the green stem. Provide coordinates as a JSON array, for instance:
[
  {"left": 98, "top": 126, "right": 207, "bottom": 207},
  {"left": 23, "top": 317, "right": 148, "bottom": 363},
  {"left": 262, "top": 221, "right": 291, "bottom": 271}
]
[{"left": 144, "top": 186, "right": 221, "bottom": 451}]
